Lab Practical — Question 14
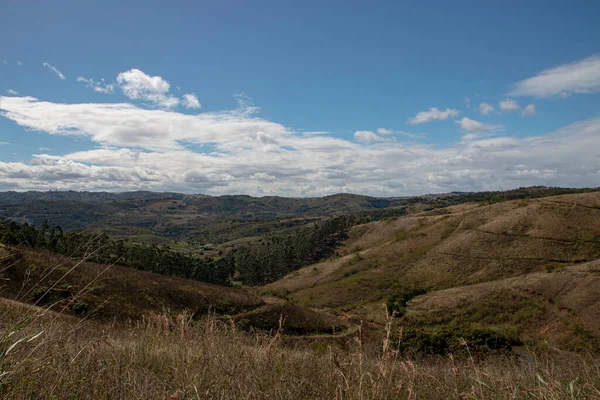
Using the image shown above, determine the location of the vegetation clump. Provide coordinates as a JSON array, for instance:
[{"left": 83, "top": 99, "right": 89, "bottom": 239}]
[{"left": 386, "top": 287, "right": 427, "bottom": 317}]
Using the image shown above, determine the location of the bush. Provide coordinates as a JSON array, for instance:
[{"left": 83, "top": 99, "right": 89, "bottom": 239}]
[
  {"left": 398, "top": 326, "right": 515, "bottom": 356},
  {"left": 386, "top": 288, "right": 427, "bottom": 317}
]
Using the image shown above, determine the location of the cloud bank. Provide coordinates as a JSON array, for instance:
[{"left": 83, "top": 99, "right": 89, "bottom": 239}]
[{"left": 0, "top": 95, "right": 599, "bottom": 196}]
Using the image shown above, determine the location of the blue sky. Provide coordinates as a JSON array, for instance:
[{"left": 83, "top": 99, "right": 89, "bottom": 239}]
[{"left": 0, "top": 0, "right": 599, "bottom": 196}]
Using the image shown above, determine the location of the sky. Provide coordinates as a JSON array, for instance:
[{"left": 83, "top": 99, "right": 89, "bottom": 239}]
[{"left": 0, "top": 0, "right": 599, "bottom": 197}]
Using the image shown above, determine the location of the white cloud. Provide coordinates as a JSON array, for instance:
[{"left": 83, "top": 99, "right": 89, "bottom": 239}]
[
  {"left": 39, "top": 147, "right": 51, "bottom": 151},
  {"left": 376, "top": 128, "right": 424, "bottom": 139},
  {"left": 0, "top": 142, "right": 9, "bottom": 146},
  {"left": 510, "top": 55, "right": 600, "bottom": 97},
  {"left": 116, "top": 69, "right": 179, "bottom": 108},
  {"left": 43, "top": 62, "right": 66, "bottom": 80},
  {"left": 6, "top": 89, "right": 18, "bottom": 95},
  {"left": 16, "top": 61, "right": 22, "bottom": 66},
  {"left": 522, "top": 103, "right": 536, "bottom": 117},
  {"left": 0, "top": 95, "right": 287, "bottom": 151},
  {"left": 455, "top": 117, "right": 500, "bottom": 132},
  {"left": 77, "top": 77, "right": 115, "bottom": 94},
  {"left": 1, "top": 60, "right": 8, "bottom": 66},
  {"left": 1, "top": 95, "right": 600, "bottom": 196},
  {"left": 409, "top": 107, "right": 459, "bottom": 124},
  {"left": 302, "top": 131, "right": 329, "bottom": 136},
  {"left": 396, "top": 131, "right": 426, "bottom": 139},
  {"left": 479, "top": 102, "right": 495, "bottom": 115},
  {"left": 499, "top": 98, "right": 520, "bottom": 112},
  {"left": 354, "top": 130, "right": 384, "bottom": 143},
  {"left": 464, "top": 97, "right": 471, "bottom": 108},
  {"left": 376, "top": 128, "right": 393, "bottom": 135},
  {"left": 182, "top": 93, "right": 201, "bottom": 109}
]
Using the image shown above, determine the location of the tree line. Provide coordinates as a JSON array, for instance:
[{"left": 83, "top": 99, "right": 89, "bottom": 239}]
[
  {"left": 0, "top": 206, "right": 407, "bottom": 287},
  {"left": 231, "top": 207, "right": 407, "bottom": 285},
  {"left": 0, "top": 220, "right": 230, "bottom": 285}
]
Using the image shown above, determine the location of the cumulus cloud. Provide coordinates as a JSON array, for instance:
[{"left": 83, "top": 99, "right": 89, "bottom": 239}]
[
  {"left": 80, "top": 70, "right": 199, "bottom": 109},
  {"left": 521, "top": 103, "right": 536, "bottom": 117},
  {"left": 77, "top": 77, "right": 115, "bottom": 94},
  {"left": 409, "top": 107, "right": 459, "bottom": 124},
  {"left": 43, "top": 62, "right": 66, "bottom": 80},
  {"left": 479, "top": 102, "right": 495, "bottom": 115},
  {"left": 510, "top": 55, "right": 600, "bottom": 97},
  {"left": 1, "top": 95, "right": 600, "bottom": 196},
  {"left": 182, "top": 93, "right": 201, "bottom": 109},
  {"left": 454, "top": 117, "right": 499, "bottom": 132},
  {"left": 499, "top": 98, "right": 520, "bottom": 112},
  {"left": 354, "top": 130, "right": 384, "bottom": 143},
  {"left": 6, "top": 89, "right": 18, "bottom": 95},
  {"left": 116, "top": 68, "right": 179, "bottom": 108}
]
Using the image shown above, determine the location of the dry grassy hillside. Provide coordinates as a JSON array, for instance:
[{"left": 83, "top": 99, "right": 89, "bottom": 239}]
[
  {"left": 3, "top": 192, "right": 600, "bottom": 397},
  {"left": 0, "top": 245, "right": 350, "bottom": 336},
  {"left": 0, "top": 245, "right": 263, "bottom": 320},
  {"left": 266, "top": 192, "right": 600, "bottom": 349},
  {"left": 2, "top": 296, "right": 600, "bottom": 399},
  {"left": 404, "top": 261, "right": 600, "bottom": 350}
]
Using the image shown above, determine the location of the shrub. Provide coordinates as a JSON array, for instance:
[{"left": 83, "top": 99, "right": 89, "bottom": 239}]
[{"left": 386, "top": 287, "right": 427, "bottom": 317}]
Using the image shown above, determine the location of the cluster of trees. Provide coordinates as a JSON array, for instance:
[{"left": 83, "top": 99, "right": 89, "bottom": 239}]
[
  {"left": 0, "top": 206, "right": 409, "bottom": 287},
  {"left": 0, "top": 220, "right": 231, "bottom": 285},
  {"left": 231, "top": 208, "right": 407, "bottom": 285},
  {"left": 232, "top": 216, "right": 353, "bottom": 285}
]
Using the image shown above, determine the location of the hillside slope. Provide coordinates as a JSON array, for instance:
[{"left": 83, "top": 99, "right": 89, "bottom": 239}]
[
  {"left": 0, "top": 245, "right": 349, "bottom": 335},
  {"left": 0, "top": 245, "right": 263, "bottom": 320},
  {"left": 266, "top": 191, "right": 600, "bottom": 349},
  {"left": 403, "top": 261, "right": 600, "bottom": 350}
]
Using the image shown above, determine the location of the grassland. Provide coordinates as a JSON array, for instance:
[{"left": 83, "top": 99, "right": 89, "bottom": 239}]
[
  {"left": 2, "top": 188, "right": 600, "bottom": 398},
  {"left": 265, "top": 191, "right": 600, "bottom": 351},
  {"left": 2, "top": 298, "right": 600, "bottom": 399},
  {"left": 0, "top": 245, "right": 263, "bottom": 321}
]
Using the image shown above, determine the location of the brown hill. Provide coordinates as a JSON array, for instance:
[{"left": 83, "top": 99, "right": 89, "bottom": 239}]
[
  {"left": 0, "top": 245, "right": 347, "bottom": 335},
  {"left": 0, "top": 245, "right": 263, "bottom": 321},
  {"left": 265, "top": 192, "right": 600, "bottom": 349},
  {"left": 404, "top": 261, "right": 600, "bottom": 350}
]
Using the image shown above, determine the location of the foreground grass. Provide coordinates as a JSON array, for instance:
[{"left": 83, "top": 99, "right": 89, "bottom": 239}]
[{"left": 1, "top": 303, "right": 600, "bottom": 400}]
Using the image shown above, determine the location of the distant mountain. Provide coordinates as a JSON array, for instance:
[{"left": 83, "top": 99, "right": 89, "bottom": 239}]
[
  {"left": 0, "top": 187, "right": 593, "bottom": 251},
  {"left": 0, "top": 191, "right": 409, "bottom": 249}
]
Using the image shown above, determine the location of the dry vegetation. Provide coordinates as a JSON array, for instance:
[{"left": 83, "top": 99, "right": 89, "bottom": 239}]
[
  {"left": 3, "top": 190, "right": 600, "bottom": 398},
  {"left": 2, "top": 299, "right": 600, "bottom": 399},
  {"left": 0, "top": 246, "right": 263, "bottom": 321},
  {"left": 266, "top": 193, "right": 600, "bottom": 347}
]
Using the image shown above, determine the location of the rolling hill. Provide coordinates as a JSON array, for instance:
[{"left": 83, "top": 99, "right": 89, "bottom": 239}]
[
  {"left": 0, "top": 245, "right": 262, "bottom": 320},
  {"left": 265, "top": 191, "right": 600, "bottom": 350},
  {"left": 0, "top": 187, "right": 589, "bottom": 254}
]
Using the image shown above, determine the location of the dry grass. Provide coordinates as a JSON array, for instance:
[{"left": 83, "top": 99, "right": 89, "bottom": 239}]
[
  {"left": 1, "top": 246, "right": 263, "bottom": 321},
  {"left": 267, "top": 193, "right": 600, "bottom": 311},
  {"left": 2, "top": 302, "right": 600, "bottom": 399},
  {"left": 2, "top": 245, "right": 600, "bottom": 399}
]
